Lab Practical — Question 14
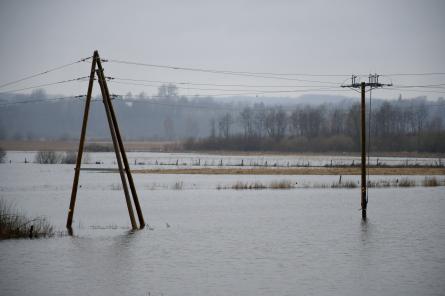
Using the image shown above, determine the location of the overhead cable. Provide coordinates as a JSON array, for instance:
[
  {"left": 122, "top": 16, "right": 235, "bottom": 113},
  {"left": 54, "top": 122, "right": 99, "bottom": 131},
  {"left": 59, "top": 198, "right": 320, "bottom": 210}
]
[{"left": 0, "top": 56, "right": 92, "bottom": 89}]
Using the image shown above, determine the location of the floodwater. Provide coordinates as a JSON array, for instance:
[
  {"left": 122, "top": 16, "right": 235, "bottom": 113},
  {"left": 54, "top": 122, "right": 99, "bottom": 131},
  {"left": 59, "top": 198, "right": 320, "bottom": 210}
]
[{"left": 1, "top": 152, "right": 445, "bottom": 296}]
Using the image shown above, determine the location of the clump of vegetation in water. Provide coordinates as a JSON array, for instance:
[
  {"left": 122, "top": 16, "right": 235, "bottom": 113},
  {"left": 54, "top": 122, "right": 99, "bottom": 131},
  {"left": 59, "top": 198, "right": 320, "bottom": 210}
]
[
  {"left": 331, "top": 180, "right": 358, "bottom": 188},
  {"left": 270, "top": 180, "right": 294, "bottom": 189},
  {"left": 422, "top": 177, "right": 440, "bottom": 187},
  {"left": 172, "top": 181, "right": 184, "bottom": 190},
  {"left": 0, "top": 147, "right": 6, "bottom": 163},
  {"left": 61, "top": 151, "right": 77, "bottom": 164},
  {"left": 0, "top": 199, "right": 54, "bottom": 239},
  {"left": 230, "top": 181, "right": 267, "bottom": 190},
  {"left": 221, "top": 180, "right": 293, "bottom": 190},
  {"left": 34, "top": 151, "right": 63, "bottom": 164},
  {"left": 397, "top": 178, "right": 416, "bottom": 187}
]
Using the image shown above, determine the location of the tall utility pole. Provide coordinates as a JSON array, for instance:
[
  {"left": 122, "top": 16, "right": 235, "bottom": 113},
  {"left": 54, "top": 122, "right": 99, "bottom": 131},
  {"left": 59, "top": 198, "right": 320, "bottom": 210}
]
[
  {"left": 66, "top": 50, "right": 145, "bottom": 233},
  {"left": 342, "top": 74, "right": 391, "bottom": 220}
]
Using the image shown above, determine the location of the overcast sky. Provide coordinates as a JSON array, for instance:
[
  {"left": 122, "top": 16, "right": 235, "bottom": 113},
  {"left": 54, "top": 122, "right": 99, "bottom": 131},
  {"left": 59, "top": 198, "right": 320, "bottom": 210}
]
[{"left": 0, "top": 0, "right": 444, "bottom": 100}]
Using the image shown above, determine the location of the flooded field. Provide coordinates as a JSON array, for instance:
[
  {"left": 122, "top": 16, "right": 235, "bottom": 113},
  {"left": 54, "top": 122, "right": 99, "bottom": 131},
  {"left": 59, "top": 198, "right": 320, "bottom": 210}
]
[{"left": 1, "top": 152, "right": 445, "bottom": 295}]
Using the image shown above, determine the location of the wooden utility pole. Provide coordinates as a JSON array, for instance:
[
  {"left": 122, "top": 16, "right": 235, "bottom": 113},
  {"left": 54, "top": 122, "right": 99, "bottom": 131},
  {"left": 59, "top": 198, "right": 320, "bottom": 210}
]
[
  {"left": 66, "top": 50, "right": 145, "bottom": 232},
  {"left": 96, "top": 58, "right": 145, "bottom": 229},
  {"left": 66, "top": 51, "right": 98, "bottom": 231},
  {"left": 360, "top": 82, "right": 367, "bottom": 219},
  {"left": 342, "top": 75, "right": 391, "bottom": 220},
  {"left": 96, "top": 67, "right": 137, "bottom": 230}
]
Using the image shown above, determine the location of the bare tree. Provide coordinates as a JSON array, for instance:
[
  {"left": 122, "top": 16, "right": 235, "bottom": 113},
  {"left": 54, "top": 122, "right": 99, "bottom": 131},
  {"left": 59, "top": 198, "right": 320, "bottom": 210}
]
[
  {"left": 253, "top": 103, "right": 266, "bottom": 138},
  {"left": 329, "top": 108, "right": 345, "bottom": 135},
  {"left": 414, "top": 102, "right": 428, "bottom": 133},
  {"left": 210, "top": 118, "right": 216, "bottom": 139},
  {"left": 239, "top": 107, "right": 254, "bottom": 138},
  {"left": 157, "top": 83, "right": 178, "bottom": 98},
  {"left": 265, "top": 107, "right": 287, "bottom": 140},
  {"left": 163, "top": 116, "right": 175, "bottom": 140},
  {"left": 346, "top": 104, "right": 360, "bottom": 149},
  {"left": 34, "top": 151, "right": 62, "bottom": 164},
  {"left": 218, "top": 113, "right": 234, "bottom": 139}
]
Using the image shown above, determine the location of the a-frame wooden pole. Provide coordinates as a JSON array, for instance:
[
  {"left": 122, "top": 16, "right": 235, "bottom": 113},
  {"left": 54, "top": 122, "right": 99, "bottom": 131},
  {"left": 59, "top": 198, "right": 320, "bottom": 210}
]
[
  {"left": 96, "top": 66, "right": 138, "bottom": 230},
  {"left": 96, "top": 59, "right": 145, "bottom": 228},
  {"left": 66, "top": 51, "right": 98, "bottom": 231}
]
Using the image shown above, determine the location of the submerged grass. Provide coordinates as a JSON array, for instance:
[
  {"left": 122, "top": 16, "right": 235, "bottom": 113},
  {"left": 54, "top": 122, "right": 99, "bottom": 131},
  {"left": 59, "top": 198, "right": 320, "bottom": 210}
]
[
  {"left": 270, "top": 180, "right": 294, "bottom": 189},
  {"left": 172, "top": 181, "right": 184, "bottom": 190},
  {"left": 422, "top": 176, "right": 440, "bottom": 187},
  {"left": 0, "top": 199, "right": 54, "bottom": 239},
  {"left": 331, "top": 180, "right": 358, "bottom": 188},
  {"left": 218, "top": 180, "right": 294, "bottom": 190},
  {"left": 219, "top": 177, "right": 445, "bottom": 190},
  {"left": 398, "top": 178, "right": 416, "bottom": 187}
]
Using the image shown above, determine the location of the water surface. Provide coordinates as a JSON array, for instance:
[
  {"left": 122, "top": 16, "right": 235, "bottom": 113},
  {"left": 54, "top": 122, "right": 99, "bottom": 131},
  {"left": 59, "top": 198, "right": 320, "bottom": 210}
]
[{"left": 0, "top": 158, "right": 444, "bottom": 296}]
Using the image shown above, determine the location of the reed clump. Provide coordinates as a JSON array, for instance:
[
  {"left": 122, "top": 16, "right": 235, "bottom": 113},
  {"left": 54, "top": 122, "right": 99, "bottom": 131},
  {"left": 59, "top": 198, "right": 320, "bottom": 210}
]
[
  {"left": 331, "top": 180, "right": 357, "bottom": 188},
  {"left": 0, "top": 199, "right": 54, "bottom": 239},
  {"left": 422, "top": 177, "right": 439, "bottom": 187},
  {"left": 367, "top": 180, "right": 391, "bottom": 188},
  {"left": 226, "top": 180, "right": 292, "bottom": 190},
  {"left": 172, "top": 181, "right": 184, "bottom": 190},
  {"left": 270, "top": 180, "right": 294, "bottom": 189},
  {"left": 397, "top": 178, "right": 416, "bottom": 187}
]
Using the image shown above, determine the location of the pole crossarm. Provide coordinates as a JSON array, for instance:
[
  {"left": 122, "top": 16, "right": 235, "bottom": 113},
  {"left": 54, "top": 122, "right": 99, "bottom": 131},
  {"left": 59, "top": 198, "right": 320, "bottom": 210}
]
[
  {"left": 340, "top": 74, "right": 391, "bottom": 220},
  {"left": 341, "top": 74, "right": 393, "bottom": 89}
]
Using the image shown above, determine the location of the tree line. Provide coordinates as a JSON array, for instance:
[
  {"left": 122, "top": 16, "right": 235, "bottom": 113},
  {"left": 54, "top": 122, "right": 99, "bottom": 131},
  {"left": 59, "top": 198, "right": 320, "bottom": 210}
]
[
  {"left": 1, "top": 87, "right": 444, "bottom": 152},
  {"left": 186, "top": 98, "right": 445, "bottom": 153}
]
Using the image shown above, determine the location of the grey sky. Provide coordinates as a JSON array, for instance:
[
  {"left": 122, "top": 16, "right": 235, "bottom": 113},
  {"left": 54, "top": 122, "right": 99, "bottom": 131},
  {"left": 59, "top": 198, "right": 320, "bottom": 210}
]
[{"left": 1, "top": 0, "right": 444, "bottom": 100}]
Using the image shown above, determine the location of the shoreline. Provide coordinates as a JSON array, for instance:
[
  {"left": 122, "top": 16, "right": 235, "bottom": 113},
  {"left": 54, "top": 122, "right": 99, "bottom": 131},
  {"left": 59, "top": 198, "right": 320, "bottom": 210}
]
[
  {"left": 1, "top": 140, "right": 444, "bottom": 158},
  {"left": 133, "top": 167, "right": 445, "bottom": 175}
]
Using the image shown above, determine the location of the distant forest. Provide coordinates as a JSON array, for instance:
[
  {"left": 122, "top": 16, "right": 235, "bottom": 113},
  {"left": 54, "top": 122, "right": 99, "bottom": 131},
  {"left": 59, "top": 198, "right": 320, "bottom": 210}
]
[{"left": 0, "top": 87, "right": 444, "bottom": 153}]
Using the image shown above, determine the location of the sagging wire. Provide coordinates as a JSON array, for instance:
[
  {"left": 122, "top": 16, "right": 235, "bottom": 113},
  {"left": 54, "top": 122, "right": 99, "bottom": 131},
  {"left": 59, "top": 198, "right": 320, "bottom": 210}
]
[
  {"left": 0, "top": 56, "right": 92, "bottom": 89},
  {"left": 0, "top": 95, "right": 86, "bottom": 108},
  {"left": 1, "top": 76, "right": 90, "bottom": 94},
  {"left": 107, "top": 58, "right": 344, "bottom": 85}
]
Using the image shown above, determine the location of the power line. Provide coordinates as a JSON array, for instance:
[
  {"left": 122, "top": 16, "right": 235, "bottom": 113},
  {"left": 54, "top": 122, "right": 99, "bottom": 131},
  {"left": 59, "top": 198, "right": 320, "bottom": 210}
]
[
  {"left": 106, "top": 59, "right": 343, "bottom": 85},
  {"left": 107, "top": 79, "right": 340, "bottom": 94},
  {"left": 382, "top": 87, "right": 445, "bottom": 95},
  {"left": 119, "top": 87, "right": 354, "bottom": 98},
  {"left": 0, "top": 56, "right": 92, "bottom": 89},
  {"left": 392, "top": 83, "right": 445, "bottom": 89},
  {"left": 0, "top": 95, "right": 86, "bottom": 108},
  {"left": 112, "top": 95, "right": 238, "bottom": 111},
  {"left": 106, "top": 59, "right": 352, "bottom": 77},
  {"left": 108, "top": 76, "right": 338, "bottom": 88},
  {"left": 0, "top": 76, "right": 89, "bottom": 94},
  {"left": 381, "top": 72, "right": 445, "bottom": 77}
]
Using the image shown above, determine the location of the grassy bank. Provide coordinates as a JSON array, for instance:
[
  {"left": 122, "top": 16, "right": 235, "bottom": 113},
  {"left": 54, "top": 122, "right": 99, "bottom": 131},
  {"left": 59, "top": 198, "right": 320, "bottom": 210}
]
[
  {"left": 0, "top": 199, "right": 54, "bottom": 239},
  {"left": 134, "top": 166, "right": 445, "bottom": 175}
]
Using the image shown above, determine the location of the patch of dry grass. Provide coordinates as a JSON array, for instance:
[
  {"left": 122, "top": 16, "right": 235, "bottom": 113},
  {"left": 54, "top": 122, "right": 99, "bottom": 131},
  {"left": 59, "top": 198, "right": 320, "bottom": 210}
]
[{"left": 134, "top": 167, "right": 445, "bottom": 176}]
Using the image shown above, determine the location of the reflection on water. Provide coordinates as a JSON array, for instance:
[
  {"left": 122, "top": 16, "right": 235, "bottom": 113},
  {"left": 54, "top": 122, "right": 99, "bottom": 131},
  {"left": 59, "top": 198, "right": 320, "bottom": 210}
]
[{"left": 360, "top": 218, "right": 370, "bottom": 241}]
